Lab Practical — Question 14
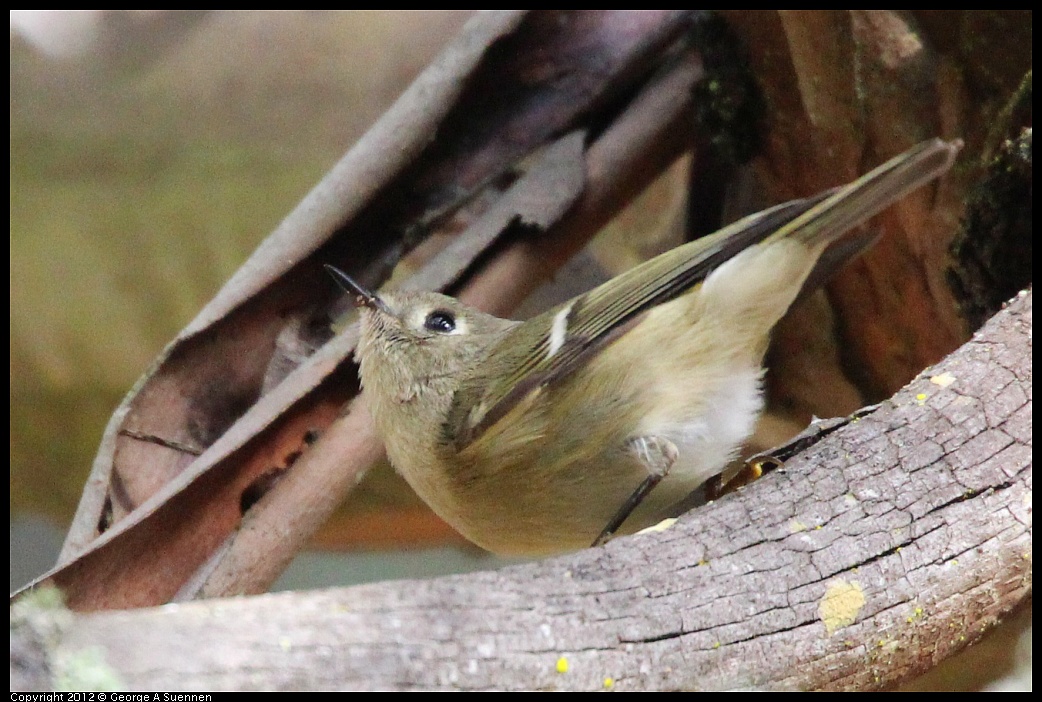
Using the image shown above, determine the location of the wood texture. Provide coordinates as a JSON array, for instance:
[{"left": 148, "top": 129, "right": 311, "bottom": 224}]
[{"left": 14, "top": 290, "right": 1030, "bottom": 691}]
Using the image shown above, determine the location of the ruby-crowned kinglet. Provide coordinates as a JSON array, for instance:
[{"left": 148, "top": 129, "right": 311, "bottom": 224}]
[{"left": 328, "top": 138, "right": 960, "bottom": 556}]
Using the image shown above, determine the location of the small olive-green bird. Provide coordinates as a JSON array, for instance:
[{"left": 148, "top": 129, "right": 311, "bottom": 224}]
[{"left": 328, "top": 138, "right": 959, "bottom": 556}]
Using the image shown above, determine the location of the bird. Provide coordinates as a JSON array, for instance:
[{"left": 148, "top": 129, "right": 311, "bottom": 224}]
[{"left": 328, "top": 138, "right": 960, "bottom": 555}]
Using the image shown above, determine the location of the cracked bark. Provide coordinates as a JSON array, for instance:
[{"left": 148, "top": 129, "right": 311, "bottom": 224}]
[{"left": 13, "top": 290, "right": 1031, "bottom": 691}]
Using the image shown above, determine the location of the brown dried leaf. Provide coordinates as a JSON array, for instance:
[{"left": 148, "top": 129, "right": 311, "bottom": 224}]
[{"left": 25, "top": 10, "right": 701, "bottom": 611}]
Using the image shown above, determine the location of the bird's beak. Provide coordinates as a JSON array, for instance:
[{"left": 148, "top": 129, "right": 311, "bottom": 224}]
[{"left": 324, "top": 264, "right": 394, "bottom": 317}]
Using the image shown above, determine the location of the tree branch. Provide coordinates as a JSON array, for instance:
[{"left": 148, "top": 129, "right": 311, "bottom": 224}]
[{"left": 14, "top": 289, "right": 1031, "bottom": 691}]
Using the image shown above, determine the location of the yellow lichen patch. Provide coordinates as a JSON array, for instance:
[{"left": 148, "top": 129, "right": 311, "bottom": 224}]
[
  {"left": 556, "top": 656, "right": 569, "bottom": 674},
  {"left": 929, "top": 372, "right": 956, "bottom": 387},
  {"left": 638, "top": 517, "right": 678, "bottom": 534},
  {"left": 789, "top": 519, "right": 808, "bottom": 533},
  {"left": 603, "top": 677, "right": 614, "bottom": 689},
  {"left": 818, "top": 580, "right": 866, "bottom": 636}
]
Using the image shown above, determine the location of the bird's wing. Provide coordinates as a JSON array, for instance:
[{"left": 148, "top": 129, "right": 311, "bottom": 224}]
[
  {"left": 444, "top": 194, "right": 829, "bottom": 450},
  {"left": 446, "top": 137, "right": 959, "bottom": 450}
]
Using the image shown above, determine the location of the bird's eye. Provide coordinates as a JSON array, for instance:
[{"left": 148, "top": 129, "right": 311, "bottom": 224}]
[{"left": 424, "top": 310, "right": 456, "bottom": 333}]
